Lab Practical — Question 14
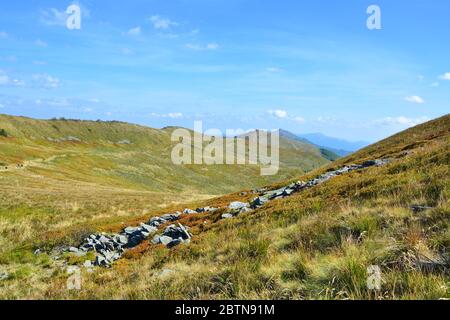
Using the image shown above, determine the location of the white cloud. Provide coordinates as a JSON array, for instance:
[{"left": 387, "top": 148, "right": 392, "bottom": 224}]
[
  {"left": 431, "top": 82, "right": 440, "bottom": 87},
  {"left": 40, "top": 8, "right": 67, "bottom": 26},
  {"left": 185, "top": 43, "right": 219, "bottom": 51},
  {"left": 33, "top": 74, "right": 61, "bottom": 88},
  {"left": 0, "top": 70, "right": 25, "bottom": 87},
  {"left": 126, "top": 26, "right": 141, "bottom": 36},
  {"left": 266, "top": 67, "right": 282, "bottom": 73},
  {"left": 293, "top": 116, "right": 305, "bottom": 123},
  {"left": 35, "top": 39, "right": 48, "bottom": 47},
  {"left": 167, "top": 112, "right": 183, "bottom": 119},
  {"left": 404, "top": 95, "right": 425, "bottom": 104},
  {"left": 378, "top": 116, "right": 429, "bottom": 127},
  {"left": 149, "top": 15, "right": 178, "bottom": 30},
  {"left": 150, "top": 112, "right": 183, "bottom": 119},
  {"left": 268, "top": 109, "right": 288, "bottom": 119},
  {"left": 82, "top": 107, "right": 93, "bottom": 112},
  {"left": 0, "top": 31, "right": 8, "bottom": 39},
  {"left": 439, "top": 72, "right": 450, "bottom": 80},
  {"left": 267, "top": 109, "right": 305, "bottom": 123},
  {"left": 40, "top": 4, "right": 89, "bottom": 27},
  {"left": 11, "top": 79, "right": 25, "bottom": 86},
  {"left": 206, "top": 43, "right": 219, "bottom": 50}
]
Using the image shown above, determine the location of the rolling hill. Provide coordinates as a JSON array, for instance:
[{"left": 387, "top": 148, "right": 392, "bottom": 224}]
[
  {"left": 0, "top": 114, "right": 332, "bottom": 196},
  {"left": 0, "top": 114, "right": 448, "bottom": 300}
]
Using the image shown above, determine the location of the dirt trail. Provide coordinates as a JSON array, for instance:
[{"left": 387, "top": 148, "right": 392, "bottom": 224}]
[{"left": 0, "top": 154, "right": 69, "bottom": 173}]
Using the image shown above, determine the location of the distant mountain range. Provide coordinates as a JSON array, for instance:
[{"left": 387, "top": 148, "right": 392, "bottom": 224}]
[{"left": 296, "top": 133, "right": 370, "bottom": 156}]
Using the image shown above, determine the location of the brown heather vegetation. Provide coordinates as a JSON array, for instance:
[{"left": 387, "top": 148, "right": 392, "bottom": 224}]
[{"left": 0, "top": 114, "right": 448, "bottom": 299}]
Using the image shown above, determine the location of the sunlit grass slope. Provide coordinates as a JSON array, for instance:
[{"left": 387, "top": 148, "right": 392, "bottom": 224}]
[{"left": 0, "top": 114, "right": 448, "bottom": 300}]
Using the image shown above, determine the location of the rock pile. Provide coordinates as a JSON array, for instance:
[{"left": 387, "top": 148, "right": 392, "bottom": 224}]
[
  {"left": 222, "top": 202, "right": 252, "bottom": 219},
  {"left": 47, "top": 136, "right": 82, "bottom": 143},
  {"left": 61, "top": 158, "right": 391, "bottom": 267},
  {"left": 152, "top": 223, "right": 192, "bottom": 249},
  {"left": 64, "top": 210, "right": 197, "bottom": 267}
]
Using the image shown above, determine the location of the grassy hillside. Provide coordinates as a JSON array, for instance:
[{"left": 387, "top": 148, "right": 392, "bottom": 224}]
[
  {"left": 0, "top": 114, "right": 330, "bottom": 194},
  {"left": 0, "top": 114, "right": 448, "bottom": 299}
]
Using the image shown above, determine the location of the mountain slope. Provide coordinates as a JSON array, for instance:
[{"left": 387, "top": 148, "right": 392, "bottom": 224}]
[
  {"left": 0, "top": 114, "right": 448, "bottom": 299},
  {"left": 0, "top": 114, "right": 331, "bottom": 196},
  {"left": 279, "top": 129, "right": 341, "bottom": 161}
]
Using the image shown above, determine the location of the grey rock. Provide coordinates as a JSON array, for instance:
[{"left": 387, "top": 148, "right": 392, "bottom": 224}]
[
  {"left": 98, "top": 235, "right": 111, "bottom": 243},
  {"left": 222, "top": 213, "right": 234, "bottom": 219},
  {"left": 161, "top": 213, "right": 180, "bottom": 222},
  {"left": 162, "top": 224, "right": 190, "bottom": 240},
  {"left": 124, "top": 227, "right": 140, "bottom": 235},
  {"left": 229, "top": 201, "right": 249, "bottom": 210},
  {"left": 183, "top": 208, "right": 197, "bottom": 215},
  {"left": 410, "top": 205, "right": 433, "bottom": 213},
  {"left": 151, "top": 235, "right": 161, "bottom": 244},
  {"left": 167, "top": 239, "right": 182, "bottom": 248},
  {"left": 239, "top": 207, "right": 253, "bottom": 214},
  {"left": 282, "top": 188, "right": 295, "bottom": 196},
  {"left": 114, "top": 235, "right": 128, "bottom": 245},
  {"left": 251, "top": 196, "right": 269, "bottom": 208},
  {"left": 362, "top": 160, "right": 377, "bottom": 167},
  {"left": 94, "top": 255, "right": 107, "bottom": 266},
  {"left": 0, "top": 272, "right": 9, "bottom": 281},
  {"left": 65, "top": 136, "right": 81, "bottom": 142},
  {"left": 178, "top": 224, "right": 191, "bottom": 239},
  {"left": 103, "top": 251, "right": 117, "bottom": 261},
  {"left": 127, "top": 234, "right": 145, "bottom": 247},
  {"left": 159, "top": 236, "right": 174, "bottom": 246},
  {"left": 195, "top": 206, "right": 218, "bottom": 213},
  {"left": 83, "top": 260, "right": 93, "bottom": 268},
  {"left": 140, "top": 223, "right": 158, "bottom": 233}
]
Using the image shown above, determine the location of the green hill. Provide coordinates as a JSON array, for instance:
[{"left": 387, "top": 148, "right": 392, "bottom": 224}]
[{"left": 0, "top": 114, "right": 331, "bottom": 196}]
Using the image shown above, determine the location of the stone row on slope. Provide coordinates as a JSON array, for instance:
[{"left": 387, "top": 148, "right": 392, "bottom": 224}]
[{"left": 62, "top": 159, "right": 391, "bottom": 267}]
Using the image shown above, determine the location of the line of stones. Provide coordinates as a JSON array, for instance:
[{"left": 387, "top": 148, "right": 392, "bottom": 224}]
[{"left": 63, "top": 159, "right": 391, "bottom": 267}]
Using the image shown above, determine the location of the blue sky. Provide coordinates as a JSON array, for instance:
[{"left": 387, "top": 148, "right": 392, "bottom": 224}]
[{"left": 0, "top": 0, "right": 449, "bottom": 141}]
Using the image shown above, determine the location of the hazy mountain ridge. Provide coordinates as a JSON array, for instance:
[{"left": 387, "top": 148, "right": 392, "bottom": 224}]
[{"left": 298, "top": 132, "right": 371, "bottom": 156}]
